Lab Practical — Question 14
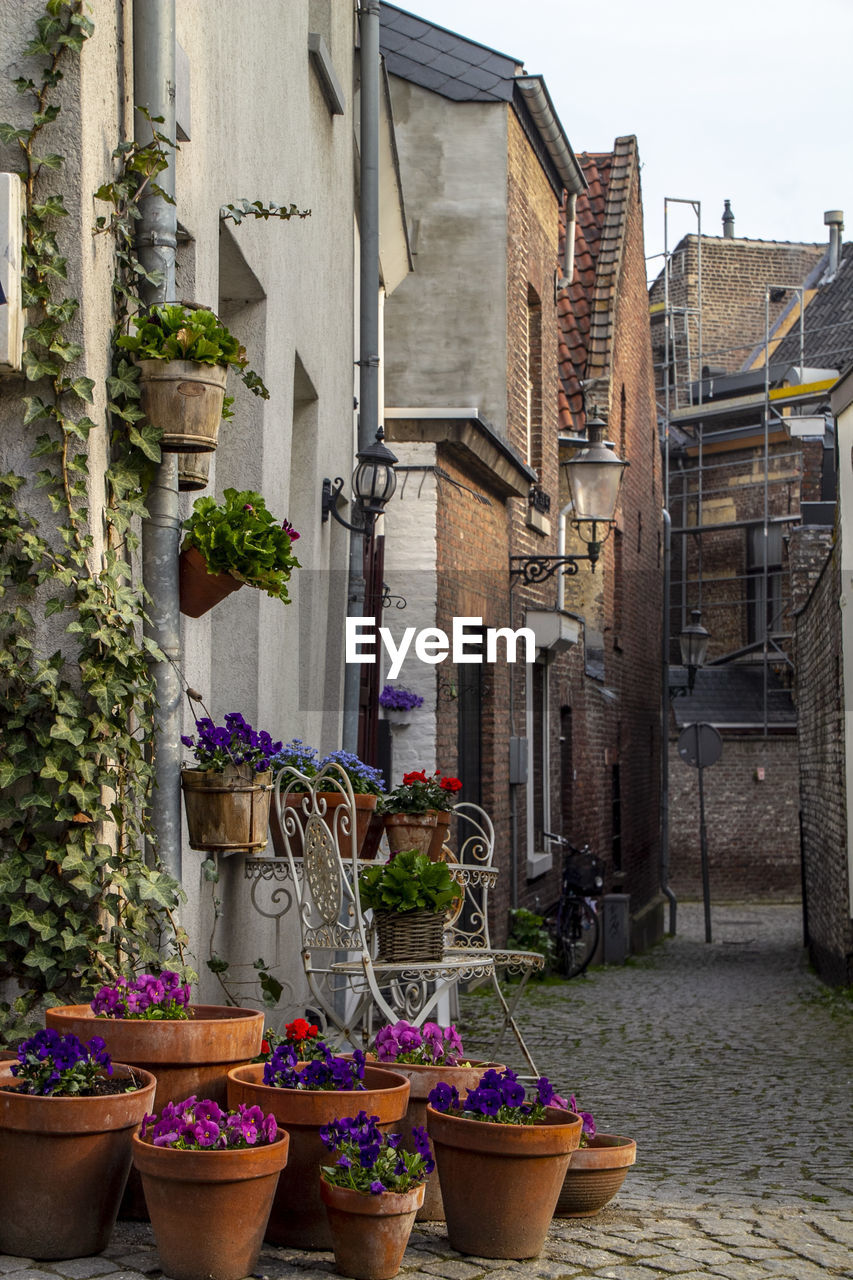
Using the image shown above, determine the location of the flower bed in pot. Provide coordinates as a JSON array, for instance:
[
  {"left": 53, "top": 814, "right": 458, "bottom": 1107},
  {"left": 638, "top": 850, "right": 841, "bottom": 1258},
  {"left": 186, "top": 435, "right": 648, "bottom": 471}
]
[
  {"left": 426, "top": 1069, "right": 582, "bottom": 1259},
  {"left": 0, "top": 1030, "right": 156, "bottom": 1259},
  {"left": 180, "top": 712, "right": 281, "bottom": 853},
  {"left": 269, "top": 744, "right": 384, "bottom": 859},
  {"left": 373, "top": 1020, "right": 505, "bottom": 1222},
  {"left": 227, "top": 1024, "right": 410, "bottom": 1249},
  {"left": 132, "top": 1097, "right": 289, "bottom": 1280}
]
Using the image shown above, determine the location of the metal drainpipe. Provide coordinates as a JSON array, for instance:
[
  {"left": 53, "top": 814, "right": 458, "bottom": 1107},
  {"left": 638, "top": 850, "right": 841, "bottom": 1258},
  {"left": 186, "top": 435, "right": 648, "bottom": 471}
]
[
  {"left": 134, "top": 0, "right": 182, "bottom": 882},
  {"left": 342, "top": 0, "right": 381, "bottom": 753},
  {"left": 660, "top": 507, "right": 676, "bottom": 934}
]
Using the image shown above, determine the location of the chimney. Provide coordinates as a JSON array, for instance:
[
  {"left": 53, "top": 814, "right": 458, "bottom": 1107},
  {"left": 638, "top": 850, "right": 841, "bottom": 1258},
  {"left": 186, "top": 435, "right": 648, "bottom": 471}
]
[
  {"left": 722, "top": 199, "right": 735, "bottom": 238},
  {"left": 824, "top": 209, "right": 844, "bottom": 276}
]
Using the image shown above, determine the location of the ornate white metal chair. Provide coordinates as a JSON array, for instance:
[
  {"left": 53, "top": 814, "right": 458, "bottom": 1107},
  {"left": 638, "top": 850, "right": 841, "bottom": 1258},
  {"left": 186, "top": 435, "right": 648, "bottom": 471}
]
[
  {"left": 442, "top": 802, "right": 544, "bottom": 1075},
  {"left": 272, "top": 763, "right": 494, "bottom": 1048}
]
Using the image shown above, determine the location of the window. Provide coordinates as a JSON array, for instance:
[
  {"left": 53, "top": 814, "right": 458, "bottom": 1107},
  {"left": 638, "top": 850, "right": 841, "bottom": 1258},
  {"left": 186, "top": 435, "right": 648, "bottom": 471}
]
[
  {"left": 746, "top": 524, "right": 783, "bottom": 643},
  {"left": 526, "top": 656, "right": 552, "bottom": 878},
  {"left": 524, "top": 285, "right": 542, "bottom": 473}
]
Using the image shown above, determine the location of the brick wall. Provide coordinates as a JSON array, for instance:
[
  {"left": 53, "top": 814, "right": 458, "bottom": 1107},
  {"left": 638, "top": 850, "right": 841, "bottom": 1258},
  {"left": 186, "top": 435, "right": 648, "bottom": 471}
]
[
  {"left": 668, "top": 733, "right": 801, "bottom": 899},
  {"left": 649, "top": 236, "right": 825, "bottom": 398},
  {"left": 791, "top": 537, "right": 853, "bottom": 984}
]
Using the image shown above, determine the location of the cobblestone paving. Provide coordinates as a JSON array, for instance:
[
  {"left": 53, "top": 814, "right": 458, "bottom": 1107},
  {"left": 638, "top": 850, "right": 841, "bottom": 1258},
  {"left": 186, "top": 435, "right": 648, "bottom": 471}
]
[{"left": 3, "top": 903, "right": 852, "bottom": 1279}]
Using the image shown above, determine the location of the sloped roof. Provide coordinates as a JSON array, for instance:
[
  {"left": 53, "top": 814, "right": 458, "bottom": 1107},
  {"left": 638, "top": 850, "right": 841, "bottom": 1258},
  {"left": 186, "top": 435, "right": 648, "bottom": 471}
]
[
  {"left": 770, "top": 242, "right": 853, "bottom": 374},
  {"left": 670, "top": 665, "right": 796, "bottom": 730},
  {"left": 379, "top": 4, "right": 521, "bottom": 102},
  {"left": 558, "top": 138, "right": 637, "bottom": 430}
]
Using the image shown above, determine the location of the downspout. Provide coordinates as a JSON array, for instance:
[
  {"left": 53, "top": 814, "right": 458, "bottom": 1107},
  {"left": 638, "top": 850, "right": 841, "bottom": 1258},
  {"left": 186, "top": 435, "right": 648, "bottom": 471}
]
[
  {"left": 563, "top": 192, "right": 577, "bottom": 288},
  {"left": 342, "top": 0, "right": 381, "bottom": 753},
  {"left": 134, "top": 0, "right": 182, "bottom": 882},
  {"left": 660, "top": 508, "right": 676, "bottom": 933}
]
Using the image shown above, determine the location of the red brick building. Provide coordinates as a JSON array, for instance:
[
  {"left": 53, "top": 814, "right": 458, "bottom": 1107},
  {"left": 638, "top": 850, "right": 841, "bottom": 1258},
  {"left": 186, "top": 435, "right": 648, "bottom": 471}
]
[{"left": 378, "top": 7, "right": 664, "bottom": 951}]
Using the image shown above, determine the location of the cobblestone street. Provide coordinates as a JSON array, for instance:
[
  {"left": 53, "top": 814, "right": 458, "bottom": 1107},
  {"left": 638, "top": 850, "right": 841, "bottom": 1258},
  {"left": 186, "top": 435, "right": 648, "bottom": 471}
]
[{"left": 2, "top": 902, "right": 851, "bottom": 1280}]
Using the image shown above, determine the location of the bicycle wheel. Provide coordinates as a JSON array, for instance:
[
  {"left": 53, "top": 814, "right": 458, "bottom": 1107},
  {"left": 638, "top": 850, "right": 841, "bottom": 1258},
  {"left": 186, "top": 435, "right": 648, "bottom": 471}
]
[{"left": 557, "top": 897, "right": 600, "bottom": 979}]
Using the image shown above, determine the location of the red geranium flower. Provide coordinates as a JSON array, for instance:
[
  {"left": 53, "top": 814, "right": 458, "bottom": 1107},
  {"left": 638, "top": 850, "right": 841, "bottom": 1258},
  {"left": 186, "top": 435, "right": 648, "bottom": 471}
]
[
  {"left": 402, "top": 770, "right": 429, "bottom": 786},
  {"left": 440, "top": 776, "right": 462, "bottom": 792},
  {"left": 286, "top": 1017, "right": 319, "bottom": 1042}
]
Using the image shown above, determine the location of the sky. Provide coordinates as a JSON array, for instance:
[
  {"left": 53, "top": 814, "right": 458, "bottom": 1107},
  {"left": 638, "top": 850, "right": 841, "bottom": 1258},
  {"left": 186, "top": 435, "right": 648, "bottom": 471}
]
[{"left": 401, "top": 0, "right": 853, "bottom": 282}]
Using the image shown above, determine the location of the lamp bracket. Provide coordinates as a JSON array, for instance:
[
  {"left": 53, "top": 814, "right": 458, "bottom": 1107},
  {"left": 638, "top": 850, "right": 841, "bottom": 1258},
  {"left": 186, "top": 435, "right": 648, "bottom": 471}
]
[
  {"left": 509, "top": 553, "right": 592, "bottom": 586},
  {"left": 322, "top": 476, "right": 370, "bottom": 534}
]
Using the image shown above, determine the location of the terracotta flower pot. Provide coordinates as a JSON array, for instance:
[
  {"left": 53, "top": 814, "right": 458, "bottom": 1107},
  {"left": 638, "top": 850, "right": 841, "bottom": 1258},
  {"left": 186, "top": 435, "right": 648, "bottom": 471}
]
[
  {"left": 427, "top": 809, "right": 452, "bottom": 860},
  {"left": 181, "top": 763, "right": 272, "bottom": 854},
  {"left": 553, "top": 1133, "right": 637, "bottom": 1217},
  {"left": 320, "top": 1178, "right": 424, "bottom": 1280},
  {"left": 384, "top": 812, "right": 437, "bottom": 857},
  {"left": 132, "top": 1128, "right": 290, "bottom": 1280},
  {"left": 426, "top": 1104, "right": 582, "bottom": 1259},
  {"left": 179, "top": 544, "right": 243, "bottom": 618},
  {"left": 45, "top": 1003, "right": 264, "bottom": 1220},
  {"left": 0, "top": 1061, "right": 156, "bottom": 1259},
  {"left": 227, "top": 1061, "right": 410, "bottom": 1250},
  {"left": 386, "top": 1059, "right": 505, "bottom": 1222},
  {"left": 270, "top": 791, "right": 379, "bottom": 859}
]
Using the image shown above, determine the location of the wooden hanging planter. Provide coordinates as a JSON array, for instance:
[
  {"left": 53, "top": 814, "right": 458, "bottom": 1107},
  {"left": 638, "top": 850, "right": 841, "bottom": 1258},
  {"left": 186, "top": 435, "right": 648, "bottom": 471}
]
[
  {"left": 179, "top": 545, "right": 243, "bottom": 618},
  {"left": 181, "top": 763, "right": 272, "bottom": 854},
  {"left": 177, "top": 451, "right": 211, "bottom": 491},
  {"left": 138, "top": 359, "right": 228, "bottom": 453}
]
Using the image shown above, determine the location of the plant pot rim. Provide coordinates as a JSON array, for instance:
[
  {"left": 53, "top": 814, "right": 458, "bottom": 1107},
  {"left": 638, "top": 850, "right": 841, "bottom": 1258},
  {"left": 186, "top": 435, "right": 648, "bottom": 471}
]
[
  {"left": 137, "top": 357, "right": 229, "bottom": 381},
  {"left": 319, "top": 1176, "right": 425, "bottom": 1216},
  {"left": 227, "top": 1062, "right": 411, "bottom": 1125},
  {"left": 372, "top": 1058, "right": 506, "bottom": 1100},
  {"left": 131, "top": 1128, "right": 290, "bottom": 1182},
  {"left": 426, "top": 1104, "right": 582, "bottom": 1155},
  {"left": 0, "top": 1062, "right": 156, "bottom": 1133},
  {"left": 383, "top": 812, "right": 438, "bottom": 825},
  {"left": 44, "top": 1004, "right": 265, "bottom": 1065},
  {"left": 570, "top": 1133, "right": 637, "bottom": 1169}
]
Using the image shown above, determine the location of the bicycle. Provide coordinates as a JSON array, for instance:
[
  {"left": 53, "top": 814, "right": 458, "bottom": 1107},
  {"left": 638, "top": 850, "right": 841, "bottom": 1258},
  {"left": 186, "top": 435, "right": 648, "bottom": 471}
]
[{"left": 542, "top": 835, "right": 605, "bottom": 979}]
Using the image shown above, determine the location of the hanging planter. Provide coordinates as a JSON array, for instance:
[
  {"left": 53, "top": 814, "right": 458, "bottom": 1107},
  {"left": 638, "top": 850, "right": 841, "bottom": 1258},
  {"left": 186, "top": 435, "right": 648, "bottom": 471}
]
[
  {"left": 138, "top": 358, "right": 228, "bottom": 453},
  {"left": 181, "top": 763, "right": 272, "bottom": 853},
  {"left": 0, "top": 1034, "right": 156, "bottom": 1260},
  {"left": 178, "top": 450, "right": 212, "bottom": 491},
  {"left": 179, "top": 545, "right": 243, "bottom": 618},
  {"left": 553, "top": 1133, "right": 637, "bottom": 1217}
]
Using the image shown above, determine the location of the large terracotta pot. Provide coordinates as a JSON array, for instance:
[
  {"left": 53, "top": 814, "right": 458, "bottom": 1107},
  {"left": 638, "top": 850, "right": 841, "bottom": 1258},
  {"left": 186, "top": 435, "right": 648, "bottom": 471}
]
[
  {"left": 0, "top": 1061, "right": 156, "bottom": 1259},
  {"left": 227, "top": 1061, "right": 410, "bottom": 1250},
  {"left": 46, "top": 1003, "right": 264, "bottom": 1220},
  {"left": 426, "top": 1104, "right": 582, "bottom": 1259},
  {"left": 179, "top": 544, "right": 243, "bottom": 618},
  {"left": 138, "top": 358, "right": 227, "bottom": 453},
  {"left": 181, "top": 762, "right": 272, "bottom": 853},
  {"left": 553, "top": 1133, "right": 637, "bottom": 1217},
  {"left": 132, "top": 1128, "right": 290, "bottom": 1280},
  {"left": 387, "top": 1059, "right": 505, "bottom": 1222},
  {"left": 320, "top": 1178, "right": 424, "bottom": 1280},
  {"left": 384, "top": 812, "right": 437, "bottom": 857},
  {"left": 270, "top": 791, "right": 378, "bottom": 859}
]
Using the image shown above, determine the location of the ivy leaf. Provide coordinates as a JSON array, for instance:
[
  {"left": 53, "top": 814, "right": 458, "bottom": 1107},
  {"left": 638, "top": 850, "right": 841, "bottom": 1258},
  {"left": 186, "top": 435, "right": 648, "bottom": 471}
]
[
  {"left": 33, "top": 152, "right": 64, "bottom": 171},
  {"left": 69, "top": 377, "right": 95, "bottom": 403},
  {"left": 0, "top": 123, "right": 29, "bottom": 144},
  {"left": 207, "top": 954, "right": 230, "bottom": 975},
  {"left": 127, "top": 424, "right": 163, "bottom": 462},
  {"left": 23, "top": 397, "right": 52, "bottom": 425}
]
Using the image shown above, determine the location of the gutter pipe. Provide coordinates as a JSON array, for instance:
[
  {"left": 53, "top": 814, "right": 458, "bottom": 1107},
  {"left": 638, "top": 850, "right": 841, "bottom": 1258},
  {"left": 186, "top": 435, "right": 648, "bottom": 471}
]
[
  {"left": 342, "top": 0, "right": 381, "bottom": 753},
  {"left": 661, "top": 507, "right": 676, "bottom": 934},
  {"left": 134, "top": 0, "right": 182, "bottom": 882},
  {"left": 513, "top": 76, "right": 586, "bottom": 196}
]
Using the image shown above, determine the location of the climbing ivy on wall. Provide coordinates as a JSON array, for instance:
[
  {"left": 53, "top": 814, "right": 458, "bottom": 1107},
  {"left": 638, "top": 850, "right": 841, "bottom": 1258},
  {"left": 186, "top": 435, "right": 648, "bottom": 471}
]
[{"left": 0, "top": 0, "right": 189, "bottom": 1044}]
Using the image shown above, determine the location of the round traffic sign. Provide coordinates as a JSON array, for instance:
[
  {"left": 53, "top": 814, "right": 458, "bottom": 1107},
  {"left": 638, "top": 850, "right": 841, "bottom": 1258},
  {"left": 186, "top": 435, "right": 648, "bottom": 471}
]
[{"left": 677, "top": 722, "right": 723, "bottom": 770}]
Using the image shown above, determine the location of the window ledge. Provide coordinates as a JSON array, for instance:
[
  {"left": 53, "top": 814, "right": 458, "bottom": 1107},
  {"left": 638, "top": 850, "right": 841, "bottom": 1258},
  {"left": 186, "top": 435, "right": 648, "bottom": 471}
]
[{"left": 526, "top": 849, "right": 553, "bottom": 880}]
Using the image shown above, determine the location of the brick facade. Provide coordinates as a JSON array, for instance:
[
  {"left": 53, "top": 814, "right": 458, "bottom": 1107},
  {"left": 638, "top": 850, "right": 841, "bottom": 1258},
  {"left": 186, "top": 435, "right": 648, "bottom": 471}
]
[{"left": 791, "top": 535, "right": 853, "bottom": 984}]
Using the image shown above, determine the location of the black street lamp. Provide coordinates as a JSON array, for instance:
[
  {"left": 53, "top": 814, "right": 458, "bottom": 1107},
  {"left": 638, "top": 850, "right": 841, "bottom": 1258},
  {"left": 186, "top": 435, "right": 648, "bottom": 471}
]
[
  {"left": 679, "top": 609, "right": 710, "bottom": 693},
  {"left": 322, "top": 429, "right": 398, "bottom": 534}
]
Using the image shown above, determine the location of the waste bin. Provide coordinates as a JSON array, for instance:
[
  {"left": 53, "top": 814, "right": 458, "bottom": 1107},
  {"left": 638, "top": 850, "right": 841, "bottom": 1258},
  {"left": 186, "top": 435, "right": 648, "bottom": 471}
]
[{"left": 602, "top": 893, "right": 630, "bottom": 964}]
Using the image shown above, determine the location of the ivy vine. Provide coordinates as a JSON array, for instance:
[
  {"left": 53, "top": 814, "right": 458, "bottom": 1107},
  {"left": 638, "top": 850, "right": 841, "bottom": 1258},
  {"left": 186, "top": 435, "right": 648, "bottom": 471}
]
[{"left": 0, "top": 0, "right": 189, "bottom": 1045}]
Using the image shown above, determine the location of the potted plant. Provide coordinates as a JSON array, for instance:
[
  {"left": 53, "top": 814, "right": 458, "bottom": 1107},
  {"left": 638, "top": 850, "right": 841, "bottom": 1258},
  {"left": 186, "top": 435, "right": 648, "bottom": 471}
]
[
  {"left": 373, "top": 1020, "right": 504, "bottom": 1222},
  {"left": 426, "top": 1068, "right": 582, "bottom": 1259},
  {"left": 359, "top": 849, "right": 460, "bottom": 962},
  {"left": 0, "top": 1029, "right": 156, "bottom": 1259},
  {"left": 180, "top": 712, "right": 282, "bottom": 853},
  {"left": 117, "top": 303, "right": 268, "bottom": 453},
  {"left": 378, "top": 684, "right": 424, "bottom": 728},
  {"left": 227, "top": 1023, "right": 411, "bottom": 1249},
  {"left": 132, "top": 1096, "right": 289, "bottom": 1280},
  {"left": 179, "top": 489, "right": 301, "bottom": 618},
  {"left": 270, "top": 744, "right": 385, "bottom": 859},
  {"left": 553, "top": 1096, "right": 637, "bottom": 1218},
  {"left": 381, "top": 769, "right": 462, "bottom": 858},
  {"left": 319, "top": 1109, "right": 433, "bottom": 1280}
]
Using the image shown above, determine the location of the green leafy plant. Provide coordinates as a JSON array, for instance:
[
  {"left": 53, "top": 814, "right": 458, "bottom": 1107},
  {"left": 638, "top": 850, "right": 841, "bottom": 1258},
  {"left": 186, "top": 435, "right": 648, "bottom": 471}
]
[
  {"left": 118, "top": 303, "right": 242, "bottom": 368},
  {"left": 182, "top": 488, "right": 301, "bottom": 603},
  {"left": 0, "top": 1, "right": 190, "bottom": 1048},
  {"left": 358, "top": 850, "right": 460, "bottom": 915},
  {"left": 506, "top": 908, "right": 554, "bottom": 979}
]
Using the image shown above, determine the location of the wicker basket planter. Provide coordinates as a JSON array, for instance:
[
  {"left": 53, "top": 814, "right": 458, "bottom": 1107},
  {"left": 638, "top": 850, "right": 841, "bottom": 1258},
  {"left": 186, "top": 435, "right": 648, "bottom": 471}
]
[
  {"left": 138, "top": 358, "right": 227, "bottom": 453},
  {"left": 181, "top": 763, "right": 271, "bottom": 854},
  {"left": 374, "top": 908, "right": 444, "bottom": 962}
]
